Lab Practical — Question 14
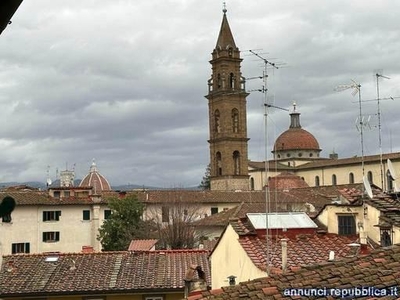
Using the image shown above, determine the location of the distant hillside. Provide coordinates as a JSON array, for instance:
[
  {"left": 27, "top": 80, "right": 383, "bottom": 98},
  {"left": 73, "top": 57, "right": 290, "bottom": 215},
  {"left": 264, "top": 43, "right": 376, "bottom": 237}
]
[{"left": 0, "top": 181, "right": 199, "bottom": 191}]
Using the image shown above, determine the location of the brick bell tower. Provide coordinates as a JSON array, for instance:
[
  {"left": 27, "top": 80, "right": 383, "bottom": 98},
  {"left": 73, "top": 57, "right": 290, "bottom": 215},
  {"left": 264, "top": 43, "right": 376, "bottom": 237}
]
[{"left": 206, "top": 7, "right": 250, "bottom": 191}]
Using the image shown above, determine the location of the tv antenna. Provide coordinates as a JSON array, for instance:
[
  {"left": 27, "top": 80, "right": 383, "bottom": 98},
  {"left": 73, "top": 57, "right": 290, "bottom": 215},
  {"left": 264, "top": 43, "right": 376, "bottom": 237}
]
[
  {"left": 247, "top": 49, "right": 286, "bottom": 275},
  {"left": 334, "top": 80, "right": 365, "bottom": 178},
  {"left": 375, "top": 71, "right": 390, "bottom": 189}
]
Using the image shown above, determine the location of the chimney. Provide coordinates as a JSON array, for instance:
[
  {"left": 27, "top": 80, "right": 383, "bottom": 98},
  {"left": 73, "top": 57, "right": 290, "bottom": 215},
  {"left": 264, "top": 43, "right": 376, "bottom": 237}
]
[
  {"left": 328, "top": 250, "right": 335, "bottom": 261},
  {"left": 281, "top": 238, "right": 288, "bottom": 272},
  {"left": 358, "top": 224, "right": 367, "bottom": 245},
  {"left": 184, "top": 265, "right": 208, "bottom": 298}
]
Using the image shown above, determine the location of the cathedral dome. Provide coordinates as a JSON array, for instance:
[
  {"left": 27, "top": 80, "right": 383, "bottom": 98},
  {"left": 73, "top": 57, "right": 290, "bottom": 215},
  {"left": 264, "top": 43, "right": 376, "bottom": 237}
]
[
  {"left": 79, "top": 160, "right": 111, "bottom": 192},
  {"left": 272, "top": 104, "right": 321, "bottom": 160}
]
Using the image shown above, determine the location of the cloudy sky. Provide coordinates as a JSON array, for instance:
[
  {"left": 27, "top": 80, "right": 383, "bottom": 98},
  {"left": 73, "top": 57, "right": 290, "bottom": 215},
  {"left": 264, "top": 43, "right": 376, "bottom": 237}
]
[{"left": 1, "top": 0, "right": 400, "bottom": 187}]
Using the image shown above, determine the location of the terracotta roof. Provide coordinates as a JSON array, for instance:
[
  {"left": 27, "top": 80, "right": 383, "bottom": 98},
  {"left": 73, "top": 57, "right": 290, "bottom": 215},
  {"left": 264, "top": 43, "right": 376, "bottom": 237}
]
[
  {"left": 223, "top": 216, "right": 372, "bottom": 273},
  {"left": 274, "top": 128, "right": 320, "bottom": 152},
  {"left": 238, "top": 233, "right": 365, "bottom": 272},
  {"left": 192, "top": 244, "right": 400, "bottom": 300},
  {"left": 0, "top": 250, "right": 210, "bottom": 297},
  {"left": 128, "top": 239, "right": 158, "bottom": 251},
  {"left": 365, "top": 193, "right": 400, "bottom": 227},
  {"left": 268, "top": 172, "right": 309, "bottom": 189},
  {"left": 0, "top": 192, "right": 108, "bottom": 205},
  {"left": 134, "top": 190, "right": 266, "bottom": 204}
]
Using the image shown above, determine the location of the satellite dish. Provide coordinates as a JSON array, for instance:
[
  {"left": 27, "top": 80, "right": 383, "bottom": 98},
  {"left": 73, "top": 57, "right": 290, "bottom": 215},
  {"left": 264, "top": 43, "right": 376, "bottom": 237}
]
[
  {"left": 363, "top": 175, "right": 373, "bottom": 199},
  {"left": 46, "top": 178, "right": 52, "bottom": 186},
  {"left": 387, "top": 159, "right": 397, "bottom": 180}
]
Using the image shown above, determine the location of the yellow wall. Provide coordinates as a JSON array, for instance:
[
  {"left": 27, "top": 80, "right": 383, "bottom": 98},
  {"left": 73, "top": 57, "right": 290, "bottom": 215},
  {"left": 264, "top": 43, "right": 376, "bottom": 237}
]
[
  {"left": 249, "top": 158, "right": 400, "bottom": 190},
  {"left": 316, "top": 205, "right": 363, "bottom": 235},
  {"left": 210, "top": 224, "right": 266, "bottom": 289}
]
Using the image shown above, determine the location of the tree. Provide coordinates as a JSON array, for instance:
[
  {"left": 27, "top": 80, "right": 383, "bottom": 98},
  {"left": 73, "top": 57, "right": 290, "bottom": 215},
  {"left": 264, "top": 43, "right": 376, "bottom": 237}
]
[
  {"left": 199, "top": 164, "right": 211, "bottom": 190},
  {"left": 98, "top": 194, "right": 152, "bottom": 251},
  {"left": 146, "top": 193, "right": 205, "bottom": 249}
]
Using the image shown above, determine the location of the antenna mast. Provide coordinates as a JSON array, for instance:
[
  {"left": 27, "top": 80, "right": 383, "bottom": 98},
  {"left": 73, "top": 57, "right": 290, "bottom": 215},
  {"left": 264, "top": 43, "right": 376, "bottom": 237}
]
[
  {"left": 248, "top": 49, "right": 282, "bottom": 275},
  {"left": 375, "top": 72, "right": 390, "bottom": 190},
  {"left": 335, "top": 80, "right": 365, "bottom": 177}
]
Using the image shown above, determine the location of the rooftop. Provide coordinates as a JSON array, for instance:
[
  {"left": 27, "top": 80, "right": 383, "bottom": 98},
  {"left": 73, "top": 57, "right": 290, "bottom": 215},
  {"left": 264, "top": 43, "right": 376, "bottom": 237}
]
[
  {"left": 191, "top": 244, "right": 400, "bottom": 299},
  {"left": 0, "top": 250, "right": 210, "bottom": 297}
]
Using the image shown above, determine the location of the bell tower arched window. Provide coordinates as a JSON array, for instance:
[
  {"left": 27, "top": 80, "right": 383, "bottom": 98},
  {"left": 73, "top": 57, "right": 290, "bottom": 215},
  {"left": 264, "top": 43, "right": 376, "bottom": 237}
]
[
  {"left": 229, "top": 73, "right": 235, "bottom": 89},
  {"left": 215, "top": 110, "right": 221, "bottom": 133},
  {"left": 233, "top": 151, "right": 240, "bottom": 175},
  {"left": 232, "top": 108, "right": 239, "bottom": 133},
  {"left": 216, "top": 152, "right": 222, "bottom": 176}
]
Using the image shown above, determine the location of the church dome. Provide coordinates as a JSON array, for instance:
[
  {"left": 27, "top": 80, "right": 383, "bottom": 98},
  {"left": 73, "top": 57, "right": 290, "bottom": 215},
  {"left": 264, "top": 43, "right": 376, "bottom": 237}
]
[
  {"left": 274, "top": 128, "right": 320, "bottom": 151},
  {"left": 79, "top": 160, "right": 111, "bottom": 192},
  {"left": 268, "top": 172, "right": 310, "bottom": 189},
  {"left": 272, "top": 104, "right": 321, "bottom": 160}
]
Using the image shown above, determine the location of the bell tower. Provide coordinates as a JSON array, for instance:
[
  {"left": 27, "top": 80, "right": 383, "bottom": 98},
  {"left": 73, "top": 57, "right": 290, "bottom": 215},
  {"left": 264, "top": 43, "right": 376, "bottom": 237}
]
[{"left": 206, "top": 8, "right": 249, "bottom": 191}]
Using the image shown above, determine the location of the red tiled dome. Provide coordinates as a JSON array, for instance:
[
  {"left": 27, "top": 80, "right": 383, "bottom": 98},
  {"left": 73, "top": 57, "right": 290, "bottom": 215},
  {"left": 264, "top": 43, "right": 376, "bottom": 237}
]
[
  {"left": 79, "top": 160, "right": 111, "bottom": 192},
  {"left": 273, "top": 128, "right": 320, "bottom": 151},
  {"left": 268, "top": 172, "right": 310, "bottom": 189}
]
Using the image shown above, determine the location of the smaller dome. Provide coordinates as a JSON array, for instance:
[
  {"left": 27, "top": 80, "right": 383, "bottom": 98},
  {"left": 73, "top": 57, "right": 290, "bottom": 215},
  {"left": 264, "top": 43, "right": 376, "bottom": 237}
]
[
  {"left": 268, "top": 172, "right": 309, "bottom": 189},
  {"left": 79, "top": 160, "right": 111, "bottom": 192}
]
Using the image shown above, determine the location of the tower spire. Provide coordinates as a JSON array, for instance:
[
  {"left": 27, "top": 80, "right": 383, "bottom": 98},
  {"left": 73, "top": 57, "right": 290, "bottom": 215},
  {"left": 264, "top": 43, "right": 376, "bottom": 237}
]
[
  {"left": 206, "top": 10, "right": 249, "bottom": 191},
  {"left": 216, "top": 5, "right": 237, "bottom": 50}
]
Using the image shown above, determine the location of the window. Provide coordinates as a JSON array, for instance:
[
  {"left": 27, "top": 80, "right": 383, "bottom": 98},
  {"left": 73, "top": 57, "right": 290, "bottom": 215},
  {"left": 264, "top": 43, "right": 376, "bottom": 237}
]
[
  {"left": 215, "top": 110, "right": 221, "bottom": 133},
  {"left": 332, "top": 174, "right": 337, "bottom": 186},
  {"left": 338, "top": 215, "right": 356, "bottom": 235},
  {"left": 104, "top": 210, "right": 112, "bottom": 219},
  {"left": 0, "top": 196, "right": 15, "bottom": 223},
  {"left": 367, "top": 171, "right": 373, "bottom": 184},
  {"left": 43, "top": 231, "right": 60, "bottom": 242},
  {"left": 381, "top": 229, "right": 392, "bottom": 247},
  {"left": 387, "top": 170, "right": 394, "bottom": 191},
  {"left": 83, "top": 210, "right": 91, "bottom": 221},
  {"left": 250, "top": 177, "right": 255, "bottom": 190},
  {"left": 161, "top": 206, "right": 169, "bottom": 223},
  {"left": 12, "top": 242, "right": 30, "bottom": 254},
  {"left": 233, "top": 151, "right": 240, "bottom": 175},
  {"left": 349, "top": 172, "right": 354, "bottom": 184},
  {"left": 216, "top": 152, "right": 222, "bottom": 176},
  {"left": 211, "top": 207, "right": 219, "bottom": 215},
  {"left": 217, "top": 73, "right": 222, "bottom": 89},
  {"left": 229, "top": 72, "right": 235, "bottom": 88},
  {"left": 64, "top": 191, "right": 70, "bottom": 198},
  {"left": 53, "top": 191, "right": 60, "bottom": 198},
  {"left": 232, "top": 108, "right": 239, "bottom": 133},
  {"left": 43, "top": 211, "right": 61, "bottom": 222},
  {"left": 315, "top": 176, "right": 320, "bottom": 187}
]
